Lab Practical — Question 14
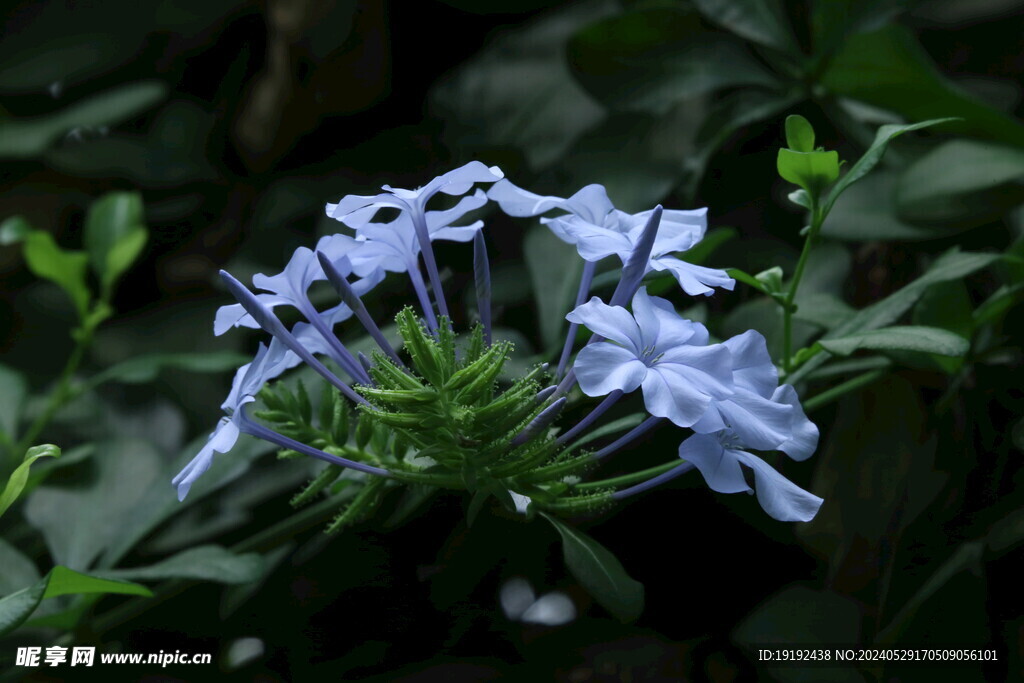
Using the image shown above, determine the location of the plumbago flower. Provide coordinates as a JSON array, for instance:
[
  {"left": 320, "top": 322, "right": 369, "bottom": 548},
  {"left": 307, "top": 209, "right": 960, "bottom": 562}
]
[{"left": 173, "top": 165, "right": 822, "bottom": 618}]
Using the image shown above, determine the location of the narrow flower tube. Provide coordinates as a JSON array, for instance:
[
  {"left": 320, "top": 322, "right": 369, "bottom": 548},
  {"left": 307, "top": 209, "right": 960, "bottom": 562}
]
[
  {"left": 610, "top": 206, "right": 662, "bottom": 307},
  {"left": 236, "top": 407, "right": 389, "bottom": 476},
  {"left": 511, "top": 397, "right": 567, "bottom": 446},
  {"left": 611, "top": 462, "right": 695, "bottom": 500},
  {"left": 591, "top": 415, "right": 664, "bottom": 460},
  {"left": 555, "top": 389, "right": 623, "bottom": 446},
  {"left": 220, "top": 271, "right": 368, "bottom": 405},
  {"left": 406, "top": 258, "right": 439, "bottom": 332},
  {"left": 411, "top": 212, "right": 450, "bottom": 321},
  {"left": 473, "top": 230, "right": 492, "bottom": 345},
  {"left": 317, "top": 251, "right": 404, "bottom": 365},
  {"left": 556, "top": 260, "right": 596, "bottom": 379}
]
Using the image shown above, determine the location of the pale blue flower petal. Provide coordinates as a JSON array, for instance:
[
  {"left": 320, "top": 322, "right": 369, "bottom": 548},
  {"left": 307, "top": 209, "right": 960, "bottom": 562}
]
[
  {"left": 630, "top": 288, "right": 703, "bottom": 352},
  {"left": 722, "top": 330, "right": 778, "bottom": 398},
  {"left": 714, "top": 391, "right": 794, "bottom": 451},
  {"left": 655, "top": 344, "right": 734, "bottom": 399},
  {"left": 640, "top": 368, "right": 714, "bottom": 427},
  {"left": 553, "top": 216, "right": 632, "bottom": 260},
  {"left": 649, "top": 256, "right": 736, "bottom": 297},
  {"left": 574, "top": 344, "right": 648, "bottom": 397},
  {"left": 172, "top": 417, "right": 240, "bottom": 501},
  {"left": 772, "top": 384, "right": 819, "bottom": 461},
  {"left": 678, "top": 433, "right": 750, "bottom": 494},
  {"left": 487, "top": 179, "right": 566, "bottom": 217},
  {"left": 734, "top": 449, "right": 823, "bottom": 522},
  {"left": 565, "top": 297, "right": 643, "bottom": 353}
]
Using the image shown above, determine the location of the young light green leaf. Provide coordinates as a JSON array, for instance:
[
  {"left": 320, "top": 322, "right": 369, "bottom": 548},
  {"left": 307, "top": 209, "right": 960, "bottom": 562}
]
[
  {"left": 95, "top": 545, "right": 265, "bottom": 584},
  {"left": 784, "top": 115, "right": 815, "bottom": 152},
  {"left": 822, "top": 118, "right": 958, "bottom": 215},
  {"left": 818, "top": 325, "right": 970, "bottom": 358},
  {"left": 0, "top": 566, "right": 150, "bottom": 636},
  {"left": 542, "top": 512, "right": 644, "bottom": 622},
  {"left": 21, "top": 231, "right": 91, "bottom": 317},
  {"left": 777, "top": 148, "right": 840, "bottom": 197},
  {"left": 84, "top": 191, "right": 148, "bottom": 288},
  {"left": 0, "top": 444, "right": 61, "bottom": 520}
]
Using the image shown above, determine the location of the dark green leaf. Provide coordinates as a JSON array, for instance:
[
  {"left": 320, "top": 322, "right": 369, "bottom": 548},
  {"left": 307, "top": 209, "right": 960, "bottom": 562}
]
[
  {"left": 0, "top": 566, "right": 150, "bottom": 637},
  {"left": 895, "top": 140, "right": 1024, "bottom": 227},
  {"left": 0, "top": 539, "right": 40, "bottom": 596},
  {"left": 20, "top": 231, "right": 91, "bottom": 317},
  {"left": 818, "top": 325, "right": 969, "bottom": 357},
  {"left": 542, "top": 512, "right": 644, "bottom": 622},
  {"left": 525, "top": 226, "right": 582, "bottom": 353},
  {"left": 821, "top": 26, "right": 1024, "bottom": 146},
  {"left": 693, "top": 0, "right": 797, "bottom": 52},
  {"left": 0, "top": 445, "right": 61, "bottom": 520},
  {"left": 784, "top": 114, "right": 815, "bottom": 152},
  {"left": 91, "top": 351, "right": 250, "bottom": 386},
  {"left": 913, "top": 280, "right": 974, "bottom": 372},
  {"left": 788, "top": 250, "right": 997, "bottom": 381},
  {"left": 0, "top": 363, "right": 28, "bottom": 446},
  {"left": 568, "top": 8, "right": 778, "bottom": 114},
  {"left": 25, "top": 439, "right": 162, "bottom": 569},
  {"left": 0, "top": 81, "right": 168, "bottom": 158},
  {"left": 96, "top": 546, "right": 265, "bottom": 584},
  {"left": 822, "top": 171, "right": 942, "bottom": 241},
  {"left": 821, "top": 118, "right": 957, "bottom": 216}
]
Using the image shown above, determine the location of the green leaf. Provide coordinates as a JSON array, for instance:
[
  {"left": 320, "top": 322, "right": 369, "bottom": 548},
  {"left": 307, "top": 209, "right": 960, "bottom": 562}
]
[
  {"left": 84, "top": 191, "right": 148, "bottom": 289},
  {"left": 541, "top": 512, "right": 644, "bottom": 622},
  {"left": 95, "top": 545, "right": 265, "bottom": 584},
  {"left": 895, "top": 140, "right": 1024, "bottom": 227},
  {"left": 784, "top": 114, "right": 815, "bottom": 152},
  {"left": 788, "top": 249, "right": 997, "bottom": 381},
  {"left": 913, "top": 280, "right": 974, "bottom": 372},
  {"left": 818, "top": 325, "right": 970, "bottom": 358},
  {"left": 25, "top": 439, "right": 162, "bottom": 569},
  {"left": 821, "top": 26, "right": 1024, "bottom": 147},
  {"left": 693, "top": 0, "right": 797, "bottom": 52},
  {"left": 0, "top": 215, "right": 32, "bottom": 245},
  {"left": 0, "top": 566, "right": 150, "bottom": 636},
  {"left": 568, "top": 7, "right": 779, "bottom": 114},
  {"left": 0, "top": 363, "right": 28, "bottom": 446},
  {"left": 0, "top": 80, "right": 168, "bottom": 158},
  {"left": 777, "top": 148, "right": 840, "bottom": 197},
  {"left": 822, "top": 171, "right": 943, "bottom": 241},
  {"left": 21, "top": 231, "right": 91, "bottom": 317},
  {"left": 821, "top": 118, "right": 957, "bottom": 216},
  {"left": 0, "top": 539, "right": 40, "bottom": 596},
  {"left": 90, "top": 351, "right": 250, "bottom": 386},
  {"left": 525, "top": 226, "right": 582, "bottom": 353},
  {"left": 0, "top": 445, "right": 61, "bottom": 520},
  {"left": 428, "top": 1, "right": 607, "bottom": 171}
]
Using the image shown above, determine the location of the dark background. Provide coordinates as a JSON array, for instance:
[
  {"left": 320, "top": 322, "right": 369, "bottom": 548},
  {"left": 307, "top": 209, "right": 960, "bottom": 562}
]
[{"left": 2, "top": 1, "right": 1023, "bottom": 680}]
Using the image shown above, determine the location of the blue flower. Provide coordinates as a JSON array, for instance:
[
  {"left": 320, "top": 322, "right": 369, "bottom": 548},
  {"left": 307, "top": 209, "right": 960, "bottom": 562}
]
[
  {"left": 325, "top": 161, "right": 503, "bottom": 228},
  {"left": 214, "top": 234, "right": 384, "bottom": 336},
  {"left": 566, "top": 287, "right": 734, "bottom": 427},
  {"left": 488, "top": 179, "right": 732, "bottom": 296},
  {"left": 172, "top": 340, "right": 299, "bottom": 501},
  {"left": 678, "top": 431, "right": 823, "bottom": 522},
  {"left": 346, "top": 191, "right": 489, "bottom": 275}
]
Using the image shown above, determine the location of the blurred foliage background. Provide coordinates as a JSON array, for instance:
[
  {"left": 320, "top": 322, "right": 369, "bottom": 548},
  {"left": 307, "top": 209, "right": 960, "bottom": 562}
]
[{"left": 1, "top": 0, "right": 1023, "bottom": 680}]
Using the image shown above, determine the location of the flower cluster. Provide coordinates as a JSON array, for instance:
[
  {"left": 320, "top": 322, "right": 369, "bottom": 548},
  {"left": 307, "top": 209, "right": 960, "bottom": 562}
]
[{"left": 174, "top": 163, "right": 822, "bottom": 525}]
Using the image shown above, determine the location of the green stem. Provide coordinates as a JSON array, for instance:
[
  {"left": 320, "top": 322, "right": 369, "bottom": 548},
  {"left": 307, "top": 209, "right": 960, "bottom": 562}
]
[
  {"left": 573, "top": 460, "right": 682, "bottom": 491},
  {"left": 13, "top": 327, "right": 93, "bottom": 458},
  {"left": 518, "top": 452, "right": 595, "bottom": 484},
  {"left": 535, "top": 492, "right": 614, "bottom": 514},
  {"left": 782, "top": 205, "right": 824, "bottom": 372},
  {"left": 802, "top": 368, "right": 888, "bottom": 412}
]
